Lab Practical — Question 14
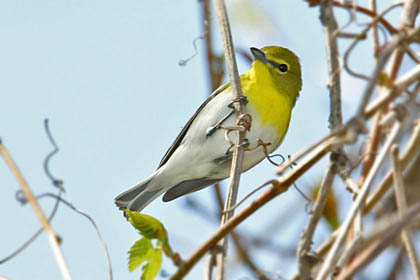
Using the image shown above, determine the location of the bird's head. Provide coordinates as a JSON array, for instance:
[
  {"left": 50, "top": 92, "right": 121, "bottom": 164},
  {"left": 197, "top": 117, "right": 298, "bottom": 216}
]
[{"left": 250, "top": 46, "right": 302, "bottom": 104}]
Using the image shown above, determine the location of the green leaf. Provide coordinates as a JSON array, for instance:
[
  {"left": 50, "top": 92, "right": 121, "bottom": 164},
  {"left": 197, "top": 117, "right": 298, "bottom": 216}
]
[
  {"left": 128, "top": 238, "right": 153, "bottom": 272},
  {"left": 125, "top": 210, "right": 168, "bottom": 241},
  {"left": 141, "top": 249, "right": 162, "bottom": 280}
]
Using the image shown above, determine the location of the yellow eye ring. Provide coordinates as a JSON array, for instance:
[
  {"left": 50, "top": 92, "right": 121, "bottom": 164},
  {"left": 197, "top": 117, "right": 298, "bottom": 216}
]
[{"left": 268, "top": 59, "right": 290, "bottom": 74}]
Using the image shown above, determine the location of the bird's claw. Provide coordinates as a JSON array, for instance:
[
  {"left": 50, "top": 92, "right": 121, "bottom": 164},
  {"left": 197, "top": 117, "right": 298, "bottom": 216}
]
[
  {"left": 228, "top": 96, "right": 248, "bottom": 109},
  {"left": 237, "top": 113, "right": 252, "bottom": 132},
  {"left": 244, "top": 138, "right": 271, "bottom": 151}
]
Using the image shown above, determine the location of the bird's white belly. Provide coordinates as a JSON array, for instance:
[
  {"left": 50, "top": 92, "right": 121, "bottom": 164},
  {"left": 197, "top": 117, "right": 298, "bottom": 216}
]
[{"left": 159, "top": 89, "right": 284, "bottom": 184}]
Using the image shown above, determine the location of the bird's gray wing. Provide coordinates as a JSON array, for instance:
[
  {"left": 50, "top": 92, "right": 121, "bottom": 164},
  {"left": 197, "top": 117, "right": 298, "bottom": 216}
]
[
  {"left": 162, "top": 178, "right": 221, "bottom": 201},
  {"left": 157, "top": 83, "right": 229, "bottom": 169}
]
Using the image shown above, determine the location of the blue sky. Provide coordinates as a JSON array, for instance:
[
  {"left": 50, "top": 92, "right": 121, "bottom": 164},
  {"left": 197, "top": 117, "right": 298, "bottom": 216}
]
[{"left": 0, "top": 1, "right": 403, "bottom": 279}]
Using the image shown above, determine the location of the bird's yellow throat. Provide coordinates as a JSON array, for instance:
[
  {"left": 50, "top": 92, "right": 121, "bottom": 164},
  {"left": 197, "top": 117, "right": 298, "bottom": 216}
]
[{"left": 241, "top": 60, "right": 294, "bottom": 137}]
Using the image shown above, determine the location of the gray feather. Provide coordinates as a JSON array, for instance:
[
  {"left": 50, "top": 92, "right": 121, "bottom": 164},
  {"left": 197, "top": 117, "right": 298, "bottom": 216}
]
[
  {"left": 162, "top": 178, "right": 221, "bottom": 202},
  {"left": 127, "top": 189, "right": 162, "bottom": 212},
  {"left": 115, "top": 176, "right": 155, "bottom": 210}
]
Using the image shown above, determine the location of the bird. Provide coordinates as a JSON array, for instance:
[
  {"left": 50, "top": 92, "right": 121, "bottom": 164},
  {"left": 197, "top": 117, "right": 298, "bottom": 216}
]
[{"left": 115, "top": 46, "right": 302, "bottom": 212}]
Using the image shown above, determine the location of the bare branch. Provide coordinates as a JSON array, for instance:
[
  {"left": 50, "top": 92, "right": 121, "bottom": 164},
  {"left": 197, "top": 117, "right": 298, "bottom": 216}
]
[
  {"left": 332, "top": 1, "right": 399, "bottom": 34},
  {"left": 297, "top": 164, "right": 336, "bottom": 279},
  {"left": 212, "top": 0, "right": 248, "bottom": 278},
  {"left": 315, "top": 118, "right": 403, "bottom": 279},
  {"left": 357, "top": 26, "right": 420, "bottom": 117},
  {"left": 391, "top": 145, "right": 420, "bottom": 279},
  {"left": 365, "top": 119, "right": 420, "bottom": 213},
  {"left": 0, "top": 140, "right": 72, "bottom": 280},
  {"left": 319, "top": 0, "right": 343, "bottom": 129},
  {"left": 335, "top": 203, "right": 420, "bottom": 279},
  {"left": 370, "top": 0, "right": 380, "bottom": 57}
]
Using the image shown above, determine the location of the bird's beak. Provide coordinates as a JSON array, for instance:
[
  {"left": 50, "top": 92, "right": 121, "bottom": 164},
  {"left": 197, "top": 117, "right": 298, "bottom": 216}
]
[{"left": 250, "top": 47, "right": 269, "bottom": 64}]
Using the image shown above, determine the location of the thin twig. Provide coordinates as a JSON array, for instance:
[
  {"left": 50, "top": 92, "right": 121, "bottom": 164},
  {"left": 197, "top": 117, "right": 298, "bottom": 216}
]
[
  {"left": 296, "top": 2, "right": 343, "bottom": 277},
  {"left": 204, "top": 253, "right": 216, "bottom": 280},
  {"left": 387, "top": 246, "right": 405, "bottom": 280},
  {"left": 400, "top": 0, "right": 420, "bottom": 28},
  {"left": 363, "top": 31, "right": 420, "bottom": 118},
  {"left": 356, "top": 27, "right": 419, "bottom": 117},
  {"left": 342, "top": 2, "right": 403, "bottom": 81},
  {"left": 43, "top": 119, "right": 63, "bottom": 188},
  {"left": 342, "top": 1, "right": 409, "bottom": 270},
  {"left": 201, "top": 0, "right": 221, "bottom": 276},
  {"left": 357, "top": 16, "right": 420, "bottom": 216},
  {"left": 212, "top": 0, "right": 247, "bottom": 279},
  {"left": 0, "top": 120, "right": 65, "bottom": 264},
  {"left": 291, "top": 202, "right": 420, "bottom": 280},
  {"left": 335, "top": 235, "right": 362, "bottom": 272},
  {"left": 320, "top": 0, "right": 343, "bottom": 130},
  {"left": 370, "top": 0, "right": 380, "bottom": 57},
  {"left": 0, "top": 140, "right": 72, "bottom": 280},
  {"left": 335, "top": 203, "right": 420, "bottom": 279},
  {"left": 201, "top": 0, "right": 219, "bottom": 91},
  {"left": 391, "top": 145, "right": 420, "bottom": 279},
  {"left": 315, "top": 119, "right": 403, "bottom": 280},
  {"left": 42, "top": 193, "right": 114, "bottom": 280},
  {"left": 43, "top": 119, "right": 113, "bottom": 280},
  {"left": 297, "top": 164, "right": 336, "bottom": 279},
  {"left": 365, "top": 118, "right": 420, "bottom": 213},
  {"left": 231, "top": 232, "right": 269, "bottom": 280},
  {"left": 332, "top": 1, "right": 399, "bottom": 34},
  {"left": 0, "top": 189, "right": 62, "bottom": 264},
  {"left": 215, "top": 177, "right": 268, "bottom": 279}
]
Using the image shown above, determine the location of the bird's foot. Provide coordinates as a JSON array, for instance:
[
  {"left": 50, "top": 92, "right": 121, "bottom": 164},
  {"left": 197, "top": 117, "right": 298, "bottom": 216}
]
[
  {"left": 244, "top": 138, "right": 271, "bottom": 151},
  {"left": 236, "top": 113, "right": 252, "bottom": 132},
  {"left": 228, "top": 96, "right": 248, "bottom": 109}
]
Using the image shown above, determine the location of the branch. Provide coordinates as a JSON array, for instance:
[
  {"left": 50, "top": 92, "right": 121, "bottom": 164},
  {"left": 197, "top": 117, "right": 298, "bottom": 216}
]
[
  {"left": 365, "top": 105, "right": 420, "bottom": 213},
  {"left": 341, "top": 1, "right": 404, "bottom": 82},
  {"left": 390, "top": 145, "right": 420, "bottom": 279},
  {"left": 315, "top": 115, "right": 404, "bottom": 279},
  {"left": 297, "top": 164, "right": 336, "bottom": 279},
  {"left": 201, "top": 0, "right": 219, "bottom": 91},
  {"left": 369, "top": 0, "right": 380, "bottom": 57},
  {"left": 212, "top": 0, "right": 248, "bottom": 278},
  {"left": 335, "top": 203, "right": 420, "bottom": 279},
  {"left": 0, "top": 140, "right": 72, "bottom": 280},
  {"left": 320, "top": 0, "right": 343, "bottom": 130},
  {"left": 332, "top": 1, "right": 398, "bottom": 34},
  {"left": 297, "top": 1, "right": 343, "bottom": 277}
]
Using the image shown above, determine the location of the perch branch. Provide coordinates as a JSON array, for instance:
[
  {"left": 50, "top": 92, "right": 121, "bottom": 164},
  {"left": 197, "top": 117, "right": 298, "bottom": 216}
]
[{"left": 212, "top": 0, "right": 248, "bottom": 279}]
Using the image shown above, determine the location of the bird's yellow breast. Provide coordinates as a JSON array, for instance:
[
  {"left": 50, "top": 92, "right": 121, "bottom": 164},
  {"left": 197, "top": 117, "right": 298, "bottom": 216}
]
[{"left": 241, "top": 61, "right": 293, "bottom": 141}]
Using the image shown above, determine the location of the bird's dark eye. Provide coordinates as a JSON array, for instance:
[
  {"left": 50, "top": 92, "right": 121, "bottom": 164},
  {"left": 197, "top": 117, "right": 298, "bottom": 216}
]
[{"left": 278, "top": 64, "right": 288, "bottom": 73}]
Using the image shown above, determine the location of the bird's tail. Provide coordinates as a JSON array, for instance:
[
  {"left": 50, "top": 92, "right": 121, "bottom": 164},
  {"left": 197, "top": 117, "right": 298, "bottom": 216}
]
[{"left": 114, "top": 171, "right": 166, "bottom": 212}]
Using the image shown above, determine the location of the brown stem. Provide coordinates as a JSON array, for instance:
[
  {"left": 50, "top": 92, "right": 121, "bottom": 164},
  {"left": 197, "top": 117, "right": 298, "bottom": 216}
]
[
  {"left": 332, "top": 1, "right": 398, "bottom": 34},
  {"left": 212, "top": 0, "right": 247, "bottom": 278},
  {"left": 0, "top": 141, "right": 72, "bottom": 280},
  {"left": 335, "top": 203, "right": 420, "bottom": 280}
]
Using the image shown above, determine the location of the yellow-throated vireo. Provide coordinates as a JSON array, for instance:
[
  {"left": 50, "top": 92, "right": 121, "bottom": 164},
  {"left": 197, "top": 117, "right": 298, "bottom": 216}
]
[{"left": 115, "top": 46, "right": 302, "bottom": 212}]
